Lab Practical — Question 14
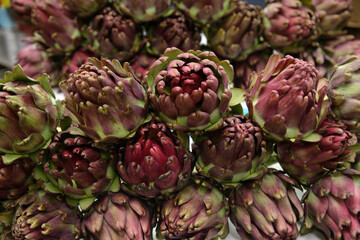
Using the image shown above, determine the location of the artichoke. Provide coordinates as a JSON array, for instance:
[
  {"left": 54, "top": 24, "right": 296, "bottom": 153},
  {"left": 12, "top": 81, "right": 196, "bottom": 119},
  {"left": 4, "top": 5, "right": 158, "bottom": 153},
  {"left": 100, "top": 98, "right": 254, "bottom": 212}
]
[
  {"left": 116, "top": 121, "right": 193, "bottom": 198},
  {"left": 301, "top": 168, "right": 360, "bottom": 240},
  {"left": 174, "top": 0, "right": 237, "bottom": 26},
  {"left": 11, "top": 190, "right": 81, "bottom": 240},
  {"left": 62, "top": 48, "right": 96, "bottom": 79},
  {"left": 84, "top": 7, "right": 143, "bottom": 61},
  {"left": 38, "top": 132, "right": 119, "bottom": 210},
  {"left": 205, "top": 1, "right": 266, "bottom": 61},
  {"left": 262, "top": 0, "right": 318, "bottom": 52},
  {"left": 62, "top": 0, "right": 107, "bottom": 18},
  {"left": 328, "top": 56, "right": 360, "bottom": 134},
  {"left": 146, "top": 11, "right": 201, "bottom": 57},
  {"left": 113, "top": 0, "right": 173, "bottom": 23},
  {"left": 323, "top": 35, "right": 360, "bottom": 63},
  {"left": 247, "top": 54, "right": 330, "bottom": 142},
  {"left": 129, "top": 52, "right": 157, "bottom": 82},
  {"left": 31, "top": 0, "right": 81, "bottom": 55},
  {"left": 195, "top": 115, "right": 268, "bottom": 187},
  {"left": 81, "top": 191, "right": 153, "bottom": 240},
  {"left": 229, "top": 169, "right": 304, "bottom": 240},
  {"left": 157, "top": 176, "right": 229, "bottom": 239},
  {"left": 146, "top": 48, "right": 232, "bottom": 132},
  {"left": 278, "top": 119, "right": 357, "bottom": 186},
  {"left": 11, "top": 0, "right": 36, "bottom": 35},
  {"left": 312, "top": 0, "right": 352, "bottom": 37},
  {"left": 0, "top": 65, "right": 62, "bottom": 163},
  {"left": 60, "top": 58, "right": 149, "bottom": 143}
]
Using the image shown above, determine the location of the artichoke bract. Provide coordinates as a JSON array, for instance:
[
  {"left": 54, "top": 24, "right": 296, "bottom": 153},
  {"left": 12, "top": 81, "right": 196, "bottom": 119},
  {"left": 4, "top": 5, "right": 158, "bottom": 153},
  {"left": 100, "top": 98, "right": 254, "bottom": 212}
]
[
  {"left": 146, "top": 48, "right": 232, "bottom": 132},
  {"left": 62, "top": 0, "right": 107, "bottom": 18},
  {"left": 82, "top": 192, "right": 153, "bottom": 240},
  {"left": 206, "top": 1, "right": 266, "bottom": 61},
  {"left": 113, "top": 0, "right": 173, "bottom": 23},
  {"left": 247, "top": 54, "right": 330, "bottom": 142},
  {"left": 84, "top": 7, "right": 143, "bottom": 61},
  {"left": 301, "top": 168, "right": 360, "bottom": 240},
  {"left": 278, "top": 119, "right": 357, "bottom": 186},
  {"left": 230, "top": 169, "right": 304, "bottom": 240},
  {"left": 324, "top": 35, "right": 360, "bottom": 63},
  {"left": 12, "top": 190, "right": 81, "bottom": 240},
  {"left": 328, "top": 56, "right": 360, "bottom": 134},
  {"left": 116, "top": 121, "right": 193, "bottom": 198},
  {"left": 0, "top": 65, "right": 62, "bottom": 163},
  {"left": 39, "top": 132, "right": 119, "bottom": 210},
  {"left": 195, "top": 115, "right": 267, "bottom": 187},
  {"left": 31, "top": 0, "right": 81, "bottom": 55},
  {"left": 60, "top": 58, "right": 149, "bottom": 143},
  {"left": 262, "top": 0, "right": 318, "bottom": 52},
  {"left": 157, "top": 177, "right": 229, "bottom": 239},
  {"left": 146, "top": 12, "right": 201, "bottom": 57}
]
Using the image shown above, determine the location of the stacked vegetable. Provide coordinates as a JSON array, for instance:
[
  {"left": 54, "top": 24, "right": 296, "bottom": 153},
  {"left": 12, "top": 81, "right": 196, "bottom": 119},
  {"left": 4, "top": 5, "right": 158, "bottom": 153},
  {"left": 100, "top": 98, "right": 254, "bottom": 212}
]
[{"left": 0, "top": 0, "right": 359, "bottom": 239}]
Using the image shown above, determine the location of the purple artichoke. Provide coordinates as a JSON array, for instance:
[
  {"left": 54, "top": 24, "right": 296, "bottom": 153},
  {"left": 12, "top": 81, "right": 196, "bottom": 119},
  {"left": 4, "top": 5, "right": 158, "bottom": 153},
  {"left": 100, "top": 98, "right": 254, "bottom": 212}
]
[
  {"left": 116, "top": 121, "right": 193, "bottom": 198},
  {"left": 31, "top": 0, "right": 81, "bottom": 55},
  {"left": 146, "top": 11, "right": 201, "bottom": 57},
  {"left": 262, "top": 0, "right": 319, "bottom": 52},
  {"left": 84, "top": 7, "right": 143, "bottom": 61},
  {"left": 129, "top": 52, "right": 157, "bottom": 82},
  {"left": 278, "top": 119, "right": 357, "bottom": 185},
  {"left": 146, "top": 48, "right": 232, "bottom": 132},
  {"left": 113, "top": 0, "right": 173, "bottom": 23},
  {"left": 157, "top": 177, "right": 229, "bottom": 239},
  {"left": 62, "top": 48, "right": 96, "bottom": 79},
  {"left": 247, "top": 54, "right": 330, "bottom": 142},
  {"left": 60, "top": 58, "right": 149, "bottom": 143},
  {"left": 301, "top": 168, "right": 360, "bottom": 239},
  {"left": 62, "top": 0, "right": 107, "bottom": 18},
  {"left": 81, "top": 192, "right": 153, "bottom": 240},
  {"left": 12, "top": 190, "right": 81, "bottom": 240},
  {"left": 11, "top": 0, "right": 36, "bottom": 35},
  {"left": 206, "top": 1, "right": 267, "bottom": 61},
  {"left": 195, "top": 115, "right": 268, "bottom": 186},
  {"left": 323, "top": 35, "right": 360, "bottom": 63},
  {"left": 230, "top": 169, "right": 304, "bottom": 240}
]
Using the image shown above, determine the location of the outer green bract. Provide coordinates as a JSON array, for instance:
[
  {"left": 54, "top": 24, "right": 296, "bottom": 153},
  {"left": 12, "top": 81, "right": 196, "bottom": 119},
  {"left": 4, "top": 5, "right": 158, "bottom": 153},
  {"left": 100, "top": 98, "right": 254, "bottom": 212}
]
[
  {"left": 229, "top": 169, "right": 304, "bottom": 240},
  {"left": 146, "top": 47, "right": 232, "bottom": 132},
  {"left": 62, "top": 0, "right": 107, "bottom": 18},
  {"left": 157, "top": 176, "right": 229, "bottom": 239},
  {"left": 247, "top": 54, "right": 330, "bottom": 142},
  {"left": 60, "top": 58, "right": 149, "bottom": 143},
  {"left": 0, "top": 65, "right": 62, "bottom": 163}
]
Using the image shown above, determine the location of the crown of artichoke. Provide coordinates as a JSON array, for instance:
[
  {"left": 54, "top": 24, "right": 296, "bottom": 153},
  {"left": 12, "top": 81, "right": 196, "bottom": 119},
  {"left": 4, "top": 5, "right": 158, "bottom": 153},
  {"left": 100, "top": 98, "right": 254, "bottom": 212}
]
[
  {"left": 262, "top": 0, "right": 318, "bottom": 52},
  {"left": 278, "top": 119, "right": 357, "bottom": 186},
  {"left": 247, "top": 54, "right": 330, "bottom": 142},
  {"left": 0, "top": 65, "right": 62, "bottom": 163},
  {"left": 195, "top": 115, "right": 268, "bottom": 186},
  {"left": 229, "top": 169, "right": 304, "bottom": 240},
  {"left": 146, "top": 11, "right": 201, "bottom": 57},
  {"left": 324, "top": 35, "right": 360, "bottom": 63},
  {"left": 84, "top": 7, "right": 143, "bottom": 61},
  {"left": 146, "top": 48, "right": 232, "bottom": 132},
  {"left": 12, "top": 190, "right": 81, "bottom": 240},
  {"left": 301, "top": 168, "right": 360, "bottom": 239},
  {"left": 117, "top": 121, "right": 193, "bottom": 198},
  {"left": 206, "top": 1, "right": 266, "bottom": 61},
  {"left": 62, "top": 0, "right": 107, "bottom": 18},
  {"left": 81, "top": 192, "right": 153, "bottom": 240},
  {"left": 157, "top": 177, "right": 229, "bottom": 239},
  {"left": 60, "top": 58, "right": 149, "bottom": 143},
  {"left": 113, "top": 0, "right": 173, "bottom": 23}
]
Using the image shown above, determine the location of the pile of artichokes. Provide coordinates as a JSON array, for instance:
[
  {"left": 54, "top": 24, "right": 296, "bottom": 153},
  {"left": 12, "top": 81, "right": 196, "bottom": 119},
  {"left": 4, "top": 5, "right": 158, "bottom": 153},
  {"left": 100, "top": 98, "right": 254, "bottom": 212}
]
[{"left": 0, "top": 0, "right": 359, "bottom": 239}]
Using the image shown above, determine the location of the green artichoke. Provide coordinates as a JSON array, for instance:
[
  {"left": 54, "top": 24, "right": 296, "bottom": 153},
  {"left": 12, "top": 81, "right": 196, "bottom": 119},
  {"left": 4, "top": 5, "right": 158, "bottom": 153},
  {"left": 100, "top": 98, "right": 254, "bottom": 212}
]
[
  {"left": 146, "top": 48, "right": 232, "bottom": 132},
  {"left": 301, "top": 168, "right": 360, "bottom": 239},
  {"left": 116, "top": 121, "right": 193, "bottom": 198},
  {"left": 12, "top": 190, "right": 81, "bottom": 239},
  {"left": 278, "top": 119, "right": 357, "bottom": 186},
  {"left": 247, "top": 54, "right": 330, "bottom": 142},
  {"left": 113, "top": 0, "right": 173, "bottom": 23},
  {"left": 81, "top": 191, "right": 154, "bottom": 240},
  {"left": 62, "top": 0, "right": 107, "bottom": 18},
  {"left": 230, "top": 169, "right": 304, "bottom": 240},
  {"left": 195, "top": 115, "right": 268, "bottom": 187},
  {"left": 146, "top": 11, "right": 201, "bottom": 57},
  {"left": 60, "top": 58, "right": 149, "bottom": 143},
  {"left": 0, "top": 65, "right": 62, "bottom": 163},
  {"left": 157, "top": 176, "right": 229, "bottom": 239},
  {"left": 328, "top": 55, "right": 360, "bottom": 134},
  {"left": 205, "top": 1, "right": 267, "bottom": 61}
]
